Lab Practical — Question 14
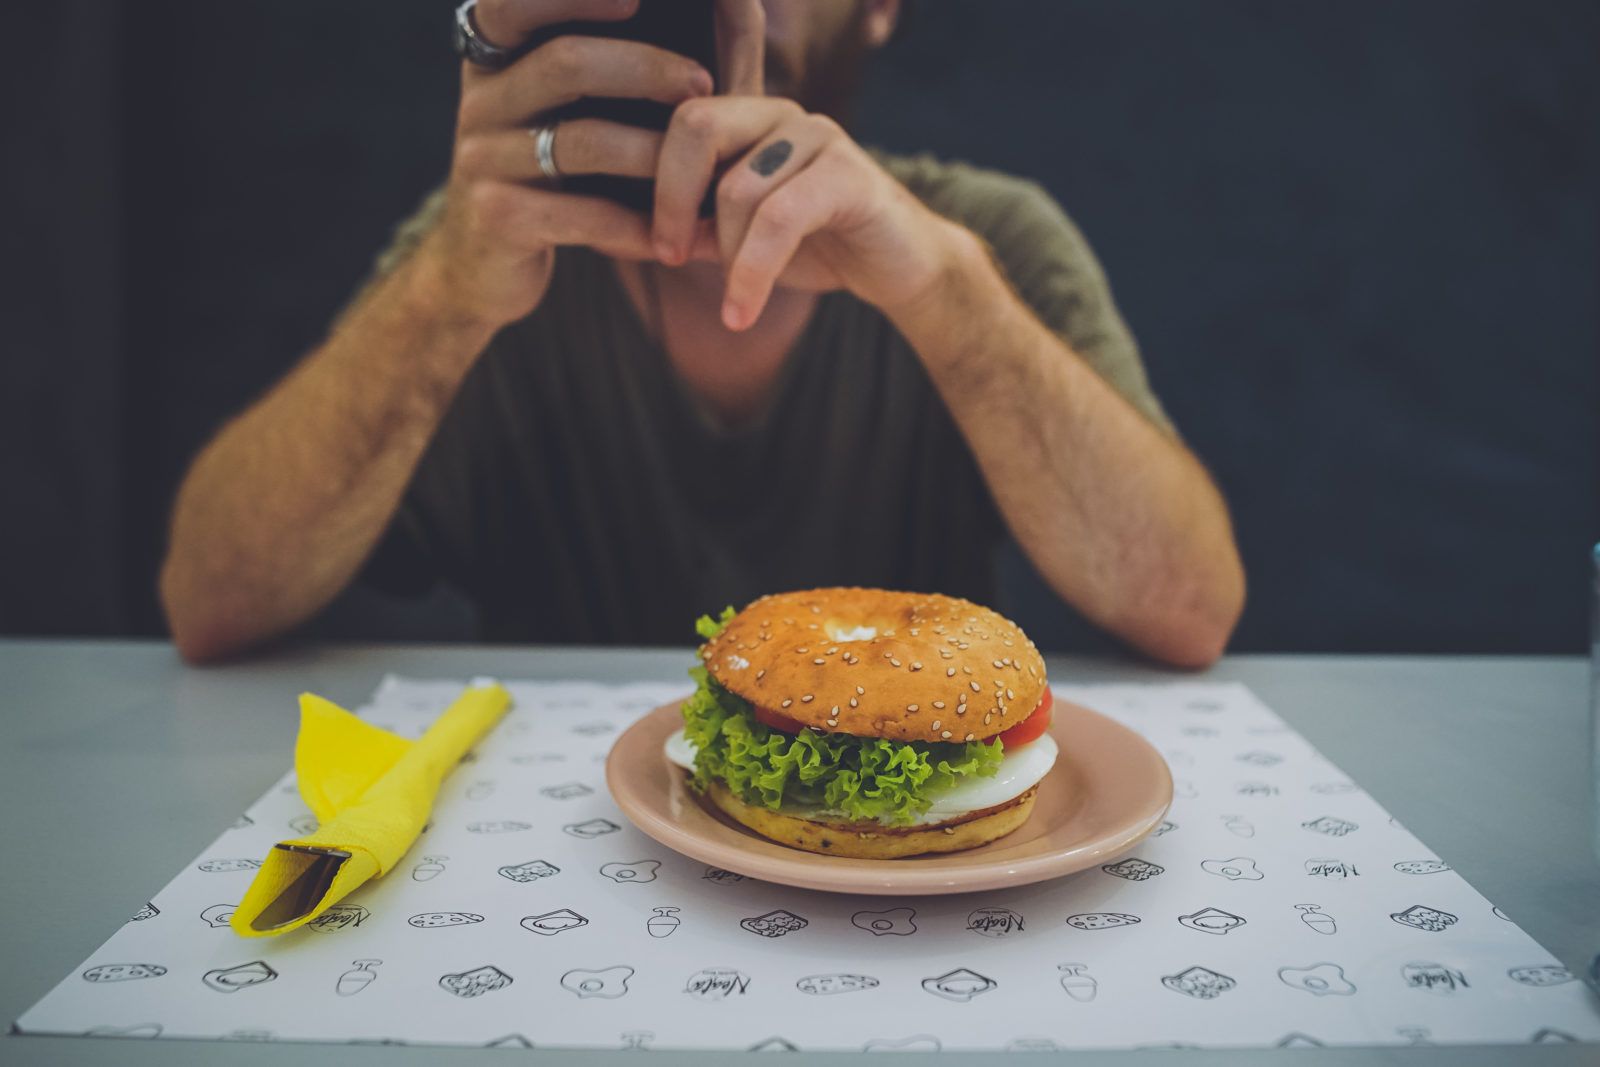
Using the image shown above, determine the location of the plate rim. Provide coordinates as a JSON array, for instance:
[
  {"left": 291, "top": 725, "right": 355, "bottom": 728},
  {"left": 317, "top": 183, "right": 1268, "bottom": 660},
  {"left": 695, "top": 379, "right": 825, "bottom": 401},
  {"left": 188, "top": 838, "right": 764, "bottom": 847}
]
[{"left": 605, "top": 696, "right": 1173, "bottom": 895}]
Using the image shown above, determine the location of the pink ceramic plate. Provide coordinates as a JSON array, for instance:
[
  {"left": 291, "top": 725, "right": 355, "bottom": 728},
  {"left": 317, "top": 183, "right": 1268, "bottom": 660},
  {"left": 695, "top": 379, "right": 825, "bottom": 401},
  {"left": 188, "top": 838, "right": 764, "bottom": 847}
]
[{"left": 605, "top": 697, "right": 1172, "bottom": 895}]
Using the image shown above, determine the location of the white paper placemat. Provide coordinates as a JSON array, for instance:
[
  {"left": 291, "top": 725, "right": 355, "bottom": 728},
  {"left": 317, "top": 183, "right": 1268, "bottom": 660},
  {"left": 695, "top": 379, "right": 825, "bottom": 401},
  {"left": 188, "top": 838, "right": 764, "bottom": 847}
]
[{"left": 15, "top": 677, "right": 1600, "bottom": 1051}]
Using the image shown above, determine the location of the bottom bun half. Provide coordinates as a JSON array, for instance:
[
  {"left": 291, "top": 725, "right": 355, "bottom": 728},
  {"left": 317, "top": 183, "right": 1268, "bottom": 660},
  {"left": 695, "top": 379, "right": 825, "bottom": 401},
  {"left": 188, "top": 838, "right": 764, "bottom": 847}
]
[{"left": 699, "top": 778, "right": 1038, "bottom": 859}]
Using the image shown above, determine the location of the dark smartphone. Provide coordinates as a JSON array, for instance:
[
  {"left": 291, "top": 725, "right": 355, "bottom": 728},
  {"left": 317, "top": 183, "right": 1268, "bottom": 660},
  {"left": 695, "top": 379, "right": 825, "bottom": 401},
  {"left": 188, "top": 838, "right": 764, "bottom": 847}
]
[{"left": 524, "top": 0, "right": 719, "bottom": 215}]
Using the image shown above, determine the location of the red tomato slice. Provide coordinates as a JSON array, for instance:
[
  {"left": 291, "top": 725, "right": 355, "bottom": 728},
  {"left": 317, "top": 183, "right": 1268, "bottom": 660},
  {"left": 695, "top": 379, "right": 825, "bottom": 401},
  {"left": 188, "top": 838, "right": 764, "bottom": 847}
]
[
  {"left": 995, "top": 688, "right": 1054, "bottom": 749},
  {"left": 751, "top": 703, "right": 810, "bottom": 734}
]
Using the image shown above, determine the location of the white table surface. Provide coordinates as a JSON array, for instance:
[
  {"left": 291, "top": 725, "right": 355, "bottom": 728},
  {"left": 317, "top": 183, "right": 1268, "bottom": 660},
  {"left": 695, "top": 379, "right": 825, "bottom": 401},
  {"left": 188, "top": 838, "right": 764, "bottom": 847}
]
[{"left": 0, "top": 639, "right": 1594, "bottom": 1066}]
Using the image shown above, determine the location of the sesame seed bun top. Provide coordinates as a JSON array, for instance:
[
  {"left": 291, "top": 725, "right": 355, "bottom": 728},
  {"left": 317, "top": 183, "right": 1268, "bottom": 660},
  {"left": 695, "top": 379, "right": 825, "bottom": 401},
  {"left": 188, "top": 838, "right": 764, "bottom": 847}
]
[{"left": 699, "top": 587, "right": 1048, "bottom": 744}]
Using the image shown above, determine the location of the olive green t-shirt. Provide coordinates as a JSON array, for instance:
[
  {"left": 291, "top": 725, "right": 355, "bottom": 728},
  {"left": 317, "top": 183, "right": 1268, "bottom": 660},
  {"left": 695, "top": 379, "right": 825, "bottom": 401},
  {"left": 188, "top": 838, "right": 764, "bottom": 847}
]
[{"left": 358, "top": 153, "right": 1171, "bottom": 644}]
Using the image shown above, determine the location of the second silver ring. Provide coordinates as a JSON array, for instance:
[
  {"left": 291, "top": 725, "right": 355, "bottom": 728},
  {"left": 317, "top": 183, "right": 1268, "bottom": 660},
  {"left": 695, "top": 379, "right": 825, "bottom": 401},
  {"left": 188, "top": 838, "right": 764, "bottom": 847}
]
[{"left": 531, "top": 123, "right": 561, "bottom": 181}]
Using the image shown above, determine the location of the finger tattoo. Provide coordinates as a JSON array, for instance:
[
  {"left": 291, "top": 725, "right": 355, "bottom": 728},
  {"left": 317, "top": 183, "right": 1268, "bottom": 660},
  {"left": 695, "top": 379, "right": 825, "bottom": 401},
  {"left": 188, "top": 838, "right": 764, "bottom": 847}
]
[{"left": 750, "top": 139, "right": 794, "bottom": 177}]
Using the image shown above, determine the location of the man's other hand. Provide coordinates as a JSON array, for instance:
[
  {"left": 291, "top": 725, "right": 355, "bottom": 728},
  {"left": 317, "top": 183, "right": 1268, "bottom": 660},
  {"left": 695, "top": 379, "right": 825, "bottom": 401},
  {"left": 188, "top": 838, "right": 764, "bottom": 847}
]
[{"left": 649, "top": 94, "right": 969, "bottom": 332}]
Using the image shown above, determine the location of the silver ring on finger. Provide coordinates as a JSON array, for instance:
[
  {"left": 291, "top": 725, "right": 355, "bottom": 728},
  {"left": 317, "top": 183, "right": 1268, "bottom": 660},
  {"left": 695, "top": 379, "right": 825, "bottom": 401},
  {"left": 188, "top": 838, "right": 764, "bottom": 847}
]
[{"left": 531, "top": 123, "right": 561, "bottom": 181}]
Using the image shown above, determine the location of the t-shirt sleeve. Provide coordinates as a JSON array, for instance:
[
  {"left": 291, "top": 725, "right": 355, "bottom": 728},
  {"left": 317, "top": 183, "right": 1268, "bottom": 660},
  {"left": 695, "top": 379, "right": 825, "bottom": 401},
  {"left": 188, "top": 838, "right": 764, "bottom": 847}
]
[{"left": 886, "top": 155, "right": 1175, "bottom": 436}]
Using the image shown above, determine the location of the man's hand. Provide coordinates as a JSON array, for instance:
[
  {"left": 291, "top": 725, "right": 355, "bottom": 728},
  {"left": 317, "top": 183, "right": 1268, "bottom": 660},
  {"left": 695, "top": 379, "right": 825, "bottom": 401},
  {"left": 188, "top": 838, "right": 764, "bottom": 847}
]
[
  {"left": 421, "top": 0, "right": 763, "bottom": 329},
  {"left": 648, "top": 95, "right": 969, "bottom": 331}
]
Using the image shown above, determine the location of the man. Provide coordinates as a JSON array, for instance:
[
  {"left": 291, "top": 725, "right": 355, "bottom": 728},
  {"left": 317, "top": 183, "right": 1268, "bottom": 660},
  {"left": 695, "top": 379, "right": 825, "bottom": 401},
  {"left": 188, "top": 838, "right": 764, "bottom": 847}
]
[{"left": 159, "top": 0, "right": 1245, "bottom": 665}]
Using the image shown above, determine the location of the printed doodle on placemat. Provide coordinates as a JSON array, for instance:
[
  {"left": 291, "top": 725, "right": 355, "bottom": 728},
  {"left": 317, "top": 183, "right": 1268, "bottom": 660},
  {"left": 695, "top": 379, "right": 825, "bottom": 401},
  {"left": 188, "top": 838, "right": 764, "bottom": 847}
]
[{"left": 13, "top": 677, "right": 1600, "bottom": 1051}]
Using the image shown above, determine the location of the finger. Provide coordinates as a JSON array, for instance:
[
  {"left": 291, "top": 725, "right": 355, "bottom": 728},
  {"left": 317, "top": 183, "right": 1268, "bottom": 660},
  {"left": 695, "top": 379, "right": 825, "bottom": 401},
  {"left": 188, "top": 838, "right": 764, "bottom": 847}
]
[
  {"left": 457, "top": 120, "right": 663, "bottom": 183},
  {"left": 712, "top": 116, "right": 832, "bottom": 267},
  {"left": 651, "top": 96, "right": 800, "bottom": 262},
  {"left": 470, "top": 0, "right": 639, "bottom": 55},
  {"left": 463, "top": 36, "right": 712, "bottom": 132},
  {"left": 714, "top": 0, "right": 765, "bottom": 95},
  {"left": 479, "top": 182, "right": 657, "bottom": 259},
  {"left": 722, "top": 158, "right": 845, "bottom": 329}
]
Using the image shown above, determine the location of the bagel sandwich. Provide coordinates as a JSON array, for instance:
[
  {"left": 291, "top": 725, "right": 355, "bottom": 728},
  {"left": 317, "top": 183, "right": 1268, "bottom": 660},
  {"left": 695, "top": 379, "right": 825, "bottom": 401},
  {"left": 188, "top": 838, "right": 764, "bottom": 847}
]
[{"left": 665, "top": 588, "right": 1058, "bottom": 859}]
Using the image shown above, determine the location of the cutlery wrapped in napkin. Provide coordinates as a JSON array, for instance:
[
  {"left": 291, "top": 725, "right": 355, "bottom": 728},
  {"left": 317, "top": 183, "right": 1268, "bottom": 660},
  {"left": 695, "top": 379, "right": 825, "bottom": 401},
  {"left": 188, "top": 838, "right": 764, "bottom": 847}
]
[{"left": 230, "top": 682, "right": 511, "bottom": 937}]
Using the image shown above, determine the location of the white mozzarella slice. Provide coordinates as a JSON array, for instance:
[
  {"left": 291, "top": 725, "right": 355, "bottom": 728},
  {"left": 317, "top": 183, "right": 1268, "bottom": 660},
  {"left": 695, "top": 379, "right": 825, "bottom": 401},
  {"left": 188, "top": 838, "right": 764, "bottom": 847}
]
[{"left": 661, "top": 729, "right": 1056, "bottom": 826}]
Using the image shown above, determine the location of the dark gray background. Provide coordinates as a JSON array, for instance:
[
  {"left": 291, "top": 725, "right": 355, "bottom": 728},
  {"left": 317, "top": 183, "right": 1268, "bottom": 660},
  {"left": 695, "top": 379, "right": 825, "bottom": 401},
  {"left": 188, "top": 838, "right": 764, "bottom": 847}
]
[{"left": 4, "top": 0, "right": 1596, "bottom": 654}]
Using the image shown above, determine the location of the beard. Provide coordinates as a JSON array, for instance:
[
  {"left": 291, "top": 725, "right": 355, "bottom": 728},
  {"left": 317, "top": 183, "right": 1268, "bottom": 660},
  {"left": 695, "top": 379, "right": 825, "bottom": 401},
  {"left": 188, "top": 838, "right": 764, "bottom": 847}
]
[{"left": 762, "top": 5, "right": 873, "bottom": 127}]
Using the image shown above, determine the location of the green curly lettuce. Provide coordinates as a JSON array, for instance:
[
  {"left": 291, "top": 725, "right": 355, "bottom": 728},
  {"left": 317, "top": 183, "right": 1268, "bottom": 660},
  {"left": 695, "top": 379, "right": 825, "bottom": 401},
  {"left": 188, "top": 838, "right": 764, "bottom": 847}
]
[
  {"left": 680, "top": 663, "right": 1005, "bottom": 826},
  {"left": 694, "top": 606, "right": 737, "bottom": 641}
]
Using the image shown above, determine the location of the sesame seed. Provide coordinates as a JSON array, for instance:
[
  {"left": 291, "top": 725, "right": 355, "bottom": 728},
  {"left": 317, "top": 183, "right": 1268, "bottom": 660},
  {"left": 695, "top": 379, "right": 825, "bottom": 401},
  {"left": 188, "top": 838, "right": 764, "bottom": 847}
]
[
  {"left": 933, "top": 700, "right": 945, "bottom": 709},
  {"left": 1006, "top": 688, "right": 1014, "bottom": 700},
  {"left": 958, "top": 642, "right": 970, "bottom": 649},
  {"left": 849, "top": 697, "right": 858, "bottom": 707},
  {"left": 890, "top": 658, "right": 902, "bottom": 668},
  {"left": 963, "top": 666, "right": 974, "bottom": 674},
  {"left": 781, "top": 699, "right": 792, "bottom": 708},
  {"left": 907, "top": 704, "right": 919, "bottom": 712},
  {"left": 757, "top": 669, "right": 766, "bottom": 680},
  {"left": 956, "top": 706, "right": 966, "bottom": 715},
  {"left": 801, "top": 695, "right": 814, "bottom": 703},
  {"left": 970, "top": 681, "right": 981, "bottom": 692},
  {"left": 827, "top": 647, "right": 838, "bottom": 655},
  {"left": 941, "top": 730, "right": 953, "bottom": 739},
  {"left": 910, "top": 662, "right": 922, "bottom": 671},
  {"left": 813, "top": 658, "right": 825, "bottom": 665},
  {"left": 826, "top": 719, "right": 838, "bottom": 727},
  {"left": 909, "top": 629, "right": 919, "bottom": 636},
  {"left": 993, "top": 660, "right": 1005, "bottom": 669},
  {"left": 797, "top": 647, "right": 809, "bottom": 654},
  {"left": 931, "top": 720, "right": 942, "bottom": 730},
  {"left": 1003, "top": 638, "right": 1014, "bottom": 646},
  {"left": 984, "top": 713, "right": 994, "bottom": 724},
  {"left": 943, "top": 826, "right": 956, "bottom": 835},
  {"left": 856, "top": 686, "right": 865, "bottom": 695},
  {"left": 965, "top": 733, "right": 975, "bottom": 741},
  {"left": 831, "top": 705, "right": 839, "bottom": 716},
  {"left": 946, "top": 667, "right": 956, "bottom": 677}
]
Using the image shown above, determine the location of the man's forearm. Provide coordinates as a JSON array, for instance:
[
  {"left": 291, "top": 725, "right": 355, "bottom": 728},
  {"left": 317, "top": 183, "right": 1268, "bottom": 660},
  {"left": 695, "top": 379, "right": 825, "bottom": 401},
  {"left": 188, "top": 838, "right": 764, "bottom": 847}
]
[
  {"left": 885, "top": 225, "right": 1245, "bottom": 667},
  {"left": 160, "top": 249, "right": 496, "bottom": 663}
]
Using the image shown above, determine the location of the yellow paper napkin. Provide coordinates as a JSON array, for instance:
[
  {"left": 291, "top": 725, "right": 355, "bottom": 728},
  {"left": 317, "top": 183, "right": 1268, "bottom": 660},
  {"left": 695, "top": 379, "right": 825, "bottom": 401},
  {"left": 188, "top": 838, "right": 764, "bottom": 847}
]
[{"left": 231, "top": 682, "right": 511, "bottom": 937}]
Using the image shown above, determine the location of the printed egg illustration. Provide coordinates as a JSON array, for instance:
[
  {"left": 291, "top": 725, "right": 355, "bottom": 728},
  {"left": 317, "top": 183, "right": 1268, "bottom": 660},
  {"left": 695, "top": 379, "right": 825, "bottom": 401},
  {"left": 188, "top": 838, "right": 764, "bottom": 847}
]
[
  {"left": 82, "top": 963, "right": 167, "bottom": 983},
  {"left": 1508, "top": 965, "right": 1573, "bottom": 987},
  {"left": 1278, "top": 963, "right": 1357, "bottom": 997},
  {"left": 796, "top": 974, "right": 880, "bottom": 996},
  {"left": 197, "top": 858, "right": 262, "bottom": 874},
  {"left": 1393, "top": 860, "right": 1451, "bottom": 875},
  {"left": 561, "top": 965, "right": 633, "bottom": 999},
  {"left": 1064, "top": 912, "right": 1141, "bottom": 931},
  {"left": 600, "top": 860, "right": 660, "bottom": 884},
  {"left": 851, "top": 907, "right": 917, "bottom": 936},
  {"left": 408, "top": 912, "right": 484, "bottom": 929},
  {"left": 200, "top": 904, "right": 237, "bottom": 929},
  {"left": 1201, "top": 857, "right": 1263, "bottom": 881}
]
